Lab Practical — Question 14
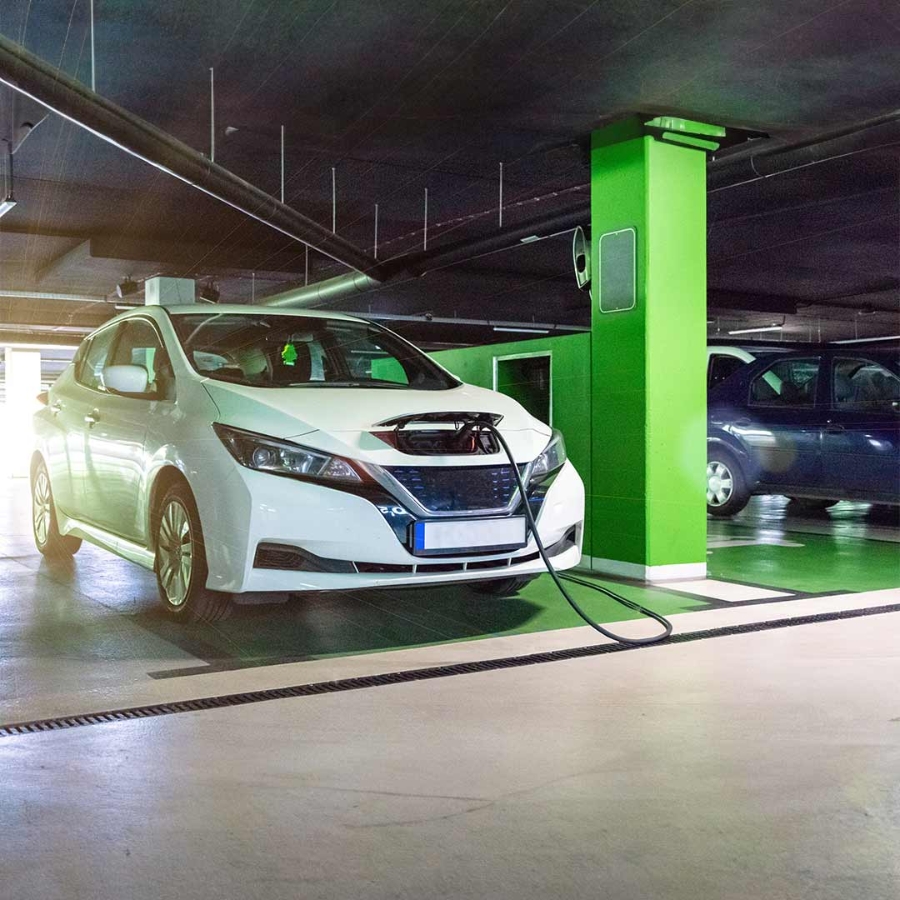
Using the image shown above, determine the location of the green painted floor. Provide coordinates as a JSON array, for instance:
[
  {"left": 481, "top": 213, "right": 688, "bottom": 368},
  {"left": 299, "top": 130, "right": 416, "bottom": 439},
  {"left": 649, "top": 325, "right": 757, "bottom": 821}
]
[{"left": 708, "top": 528, "right": 900, "bottom": 594}]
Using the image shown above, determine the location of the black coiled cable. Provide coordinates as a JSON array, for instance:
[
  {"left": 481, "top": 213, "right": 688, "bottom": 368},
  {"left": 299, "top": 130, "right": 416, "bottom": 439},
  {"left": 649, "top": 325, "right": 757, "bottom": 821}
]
[{"left": 487, "top": 424, "right": 673, "bottom": 646}]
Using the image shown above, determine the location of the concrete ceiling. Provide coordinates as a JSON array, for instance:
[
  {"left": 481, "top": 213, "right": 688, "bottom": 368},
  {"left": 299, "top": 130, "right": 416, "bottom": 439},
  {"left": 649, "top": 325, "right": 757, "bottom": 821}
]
[{"left": 1, "top": 0, "right": 899, "bottom": 345}]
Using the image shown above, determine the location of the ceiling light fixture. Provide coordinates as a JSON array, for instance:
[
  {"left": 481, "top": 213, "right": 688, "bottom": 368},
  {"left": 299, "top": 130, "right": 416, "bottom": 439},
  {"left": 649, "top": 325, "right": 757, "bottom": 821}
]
[
  {"left": 727, "top": 324, "right": 783, "bottom": 336},
  {"left": 832, "top": 334, "right": 900, "bottom": 344},
  {"left": 0, "top": 289, "right": 104, "bottom": 302},
  {"left": 493, "top": 326, "right": 550, "bottom": 334},
  {"left": 1, "top": 135, "right": 16, "bottom": 218}
]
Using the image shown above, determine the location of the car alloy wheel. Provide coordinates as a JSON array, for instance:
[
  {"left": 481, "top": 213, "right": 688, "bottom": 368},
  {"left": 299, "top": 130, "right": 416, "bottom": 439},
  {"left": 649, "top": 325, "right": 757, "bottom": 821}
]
[
  {"left": 157, "top": 499, "right": 193, "bottom": 607},
  {"left": 706, "top": 461, "right": 734, "bottom": 508},
  {"left": 32, "top": 470, "right": 52, "bottom": 547}
]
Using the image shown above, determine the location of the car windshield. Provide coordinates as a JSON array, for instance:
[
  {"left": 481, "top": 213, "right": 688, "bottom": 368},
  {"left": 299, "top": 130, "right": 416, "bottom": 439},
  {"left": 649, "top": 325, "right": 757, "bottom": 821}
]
[
  {"left": 170, "top": 313, "right": 459, "bottom": 390},
  {"left": 172, "top": 313, "right": 459, "bottom": 391}
]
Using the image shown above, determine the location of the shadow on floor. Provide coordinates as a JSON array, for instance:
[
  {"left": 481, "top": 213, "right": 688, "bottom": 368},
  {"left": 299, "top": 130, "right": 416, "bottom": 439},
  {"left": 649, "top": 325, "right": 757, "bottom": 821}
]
[{"left": 131, "top": 584, "right": 546, "bottom": 677}]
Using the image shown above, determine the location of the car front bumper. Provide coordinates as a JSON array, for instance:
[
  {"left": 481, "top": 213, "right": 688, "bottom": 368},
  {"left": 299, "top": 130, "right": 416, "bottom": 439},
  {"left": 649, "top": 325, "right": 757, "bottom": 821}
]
[{"left": 192, "top": 458, "right": 585, "bottom": 594}]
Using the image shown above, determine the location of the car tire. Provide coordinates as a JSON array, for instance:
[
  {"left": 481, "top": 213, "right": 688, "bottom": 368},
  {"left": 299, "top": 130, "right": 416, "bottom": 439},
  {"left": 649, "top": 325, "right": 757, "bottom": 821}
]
[
  {"left": 154, "top": 482, "right": 232, "bottom": 623},
  {"left": 31, "top": 460, "right": 82, "bottom": 558},
  {"left": 706, "top": 449, "right": 750, "bottom": 518},
  {"left": 469, "top": 575, "right": 539, "bottom": 597},
  {"left": 787, "top": 497, "right": 839, "bottom": 511}
]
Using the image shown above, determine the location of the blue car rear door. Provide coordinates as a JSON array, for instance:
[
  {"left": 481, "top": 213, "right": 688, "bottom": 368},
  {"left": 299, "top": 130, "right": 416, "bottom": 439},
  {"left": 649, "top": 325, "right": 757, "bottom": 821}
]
[{"left": 821, "top": 356, "right": 900, "bottom": 502}]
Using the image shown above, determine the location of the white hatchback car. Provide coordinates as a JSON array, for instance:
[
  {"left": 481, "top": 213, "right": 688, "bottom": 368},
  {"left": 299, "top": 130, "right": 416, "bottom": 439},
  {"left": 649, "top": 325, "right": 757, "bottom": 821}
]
[{"left": 32, "top": 305, "right": 584, "bottom": 621}]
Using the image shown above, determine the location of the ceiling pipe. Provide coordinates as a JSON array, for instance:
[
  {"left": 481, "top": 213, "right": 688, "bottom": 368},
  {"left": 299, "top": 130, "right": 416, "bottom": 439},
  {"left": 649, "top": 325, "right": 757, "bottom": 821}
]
[
  {"left": 0, "top": 33, "right": 381, "bottom": 277},
  {"left": 268, "top": 102, "right": 900, "bottom": 309},
  {"left": 401, "top": 202, "right": 588, "bottom": 276},
  {"left": 708, "top": 108, "right": 900, "bottom": 193},
  {"left": 262, "top": 270, "right": 380, "bottom": 309},
  {"left": 262, "top": 202, "right": 590, "bottom": 308}
]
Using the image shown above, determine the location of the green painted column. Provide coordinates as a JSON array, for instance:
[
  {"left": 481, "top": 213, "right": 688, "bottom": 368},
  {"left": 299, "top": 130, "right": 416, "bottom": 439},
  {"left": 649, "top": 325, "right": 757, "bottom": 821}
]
[{"left": 587, "top": 118, "right": 714, "bottom": 581}]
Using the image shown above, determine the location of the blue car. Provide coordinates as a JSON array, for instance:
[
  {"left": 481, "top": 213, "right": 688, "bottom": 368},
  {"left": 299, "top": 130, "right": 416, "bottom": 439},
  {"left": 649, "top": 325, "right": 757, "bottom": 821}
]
[{"left": 707, "top": 349, "right": 900, "bottom": 516}]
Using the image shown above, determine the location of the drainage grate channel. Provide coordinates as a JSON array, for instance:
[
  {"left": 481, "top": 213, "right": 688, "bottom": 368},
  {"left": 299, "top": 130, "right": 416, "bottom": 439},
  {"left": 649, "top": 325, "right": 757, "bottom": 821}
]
[{"left": 2, "top": 602, "right": 899, "bottom": 739}]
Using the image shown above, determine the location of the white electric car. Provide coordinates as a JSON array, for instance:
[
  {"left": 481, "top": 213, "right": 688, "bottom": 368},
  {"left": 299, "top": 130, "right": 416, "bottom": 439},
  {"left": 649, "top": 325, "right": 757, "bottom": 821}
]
[{"left": 32, "top": 305, "right": 584, "bottom": 621}]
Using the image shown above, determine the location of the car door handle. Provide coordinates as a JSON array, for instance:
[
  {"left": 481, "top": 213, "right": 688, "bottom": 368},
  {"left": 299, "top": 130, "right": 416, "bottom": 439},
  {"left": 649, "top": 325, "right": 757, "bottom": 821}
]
[
  {"left": 825, "top": 423, "right": 845, "bottom": 433},
  {"left": 50, "top": 400, "right": 64, "bottom": 415},
  {"left": 84, "top": 409, "right": 100, "bottom": 426}
]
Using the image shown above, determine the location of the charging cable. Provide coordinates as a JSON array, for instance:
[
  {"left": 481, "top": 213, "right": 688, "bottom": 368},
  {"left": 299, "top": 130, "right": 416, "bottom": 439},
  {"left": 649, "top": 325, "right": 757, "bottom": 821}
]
[{"left": 487, "top": 425, "right": 673, "bottom": 646}]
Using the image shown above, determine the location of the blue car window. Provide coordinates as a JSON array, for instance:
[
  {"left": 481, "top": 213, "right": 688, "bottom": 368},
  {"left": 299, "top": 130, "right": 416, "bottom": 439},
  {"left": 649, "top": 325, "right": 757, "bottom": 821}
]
[
  {"left": 708, "top": 354, "right": 746, "bottom": 389},
  {"left": 749, "top": 358, "right": 819, "bottom": 408},
  {"left": 833, "top": 358, "right": 900, "bottom": 413}
]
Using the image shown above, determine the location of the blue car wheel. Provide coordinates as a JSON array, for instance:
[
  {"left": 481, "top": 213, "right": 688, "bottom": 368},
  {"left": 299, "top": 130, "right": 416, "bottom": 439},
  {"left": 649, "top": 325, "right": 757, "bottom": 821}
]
[{"left": 707, "top": 449, "right": 750, "bottom": 517}]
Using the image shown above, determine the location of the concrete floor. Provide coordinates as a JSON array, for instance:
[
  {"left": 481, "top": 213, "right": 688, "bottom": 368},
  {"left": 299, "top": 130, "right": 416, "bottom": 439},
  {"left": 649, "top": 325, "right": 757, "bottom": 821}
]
[
  {"left": 1, "top": 478, "right": 898, "bottom": 898},
  {"left": 2, "top": 612, "right": 899, "bottom": 900}
]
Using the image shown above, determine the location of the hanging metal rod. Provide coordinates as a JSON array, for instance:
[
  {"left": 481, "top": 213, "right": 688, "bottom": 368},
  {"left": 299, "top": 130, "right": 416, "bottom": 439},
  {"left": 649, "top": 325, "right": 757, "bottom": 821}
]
[{"left": 0, "top": 32, "right": 381, "bottom": 278}]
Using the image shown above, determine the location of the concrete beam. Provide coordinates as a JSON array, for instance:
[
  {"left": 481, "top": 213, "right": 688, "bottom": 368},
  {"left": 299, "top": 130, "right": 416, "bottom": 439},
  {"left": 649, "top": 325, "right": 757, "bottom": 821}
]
[{"left": 34, "top": 240, "right": 92, "bottom": 285}]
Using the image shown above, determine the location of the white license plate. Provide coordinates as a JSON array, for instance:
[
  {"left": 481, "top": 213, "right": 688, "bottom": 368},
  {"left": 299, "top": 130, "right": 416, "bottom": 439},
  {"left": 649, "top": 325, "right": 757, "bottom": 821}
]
[{"left": 413, "top": 517, "right": 527, "bottom": 555}]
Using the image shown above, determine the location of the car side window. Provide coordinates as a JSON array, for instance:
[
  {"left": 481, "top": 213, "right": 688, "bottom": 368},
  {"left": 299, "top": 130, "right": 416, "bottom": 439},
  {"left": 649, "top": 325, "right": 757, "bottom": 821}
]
[
  {"left": 76, "top": 325, "right": 120, "bottom": 391},
  {"left": 110, "top": 319, "right": 172, "bottom": 397},
  {"left": 749, "top": 358, "right": 819, "bottom": 408},
  {"left": 833, "top": 358, "right": 900, "bottom": 413},
  {"left": 70, "top": 339, "right": 89, "bottom": 379},
  {"left": 708, "top": 354, "right": 745, "bottom": 390}
]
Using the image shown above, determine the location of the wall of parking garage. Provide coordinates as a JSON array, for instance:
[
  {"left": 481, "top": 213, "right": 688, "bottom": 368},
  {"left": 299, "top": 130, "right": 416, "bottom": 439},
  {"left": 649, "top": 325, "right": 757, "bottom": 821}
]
[{"left": 431, "top": 333, "right": 592, "bottom": 551}]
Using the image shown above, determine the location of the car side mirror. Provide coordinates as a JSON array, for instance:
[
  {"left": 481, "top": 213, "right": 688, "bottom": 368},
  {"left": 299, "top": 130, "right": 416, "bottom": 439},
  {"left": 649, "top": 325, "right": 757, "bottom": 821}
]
[
  {"left": 103, "top": 364, "right": 150, "bottom": 396},
  {"left": 36, "top": 391, "right": 49, "bottom": 406}
]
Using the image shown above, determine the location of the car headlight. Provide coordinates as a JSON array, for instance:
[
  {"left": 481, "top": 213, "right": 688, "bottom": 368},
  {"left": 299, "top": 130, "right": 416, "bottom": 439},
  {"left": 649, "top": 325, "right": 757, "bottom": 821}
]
[
  {"left": 213, "top": 424, "right": 362, "bottom": 483},
  {"left": 530, "top": 429, "right": 566, "bottom": 481}
]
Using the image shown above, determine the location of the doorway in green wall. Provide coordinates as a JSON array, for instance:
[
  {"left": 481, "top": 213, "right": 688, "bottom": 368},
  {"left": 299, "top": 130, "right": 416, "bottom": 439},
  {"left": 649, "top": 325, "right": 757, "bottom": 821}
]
[{"left": 493, "top": 352, "right": 552, "bottom": 426}]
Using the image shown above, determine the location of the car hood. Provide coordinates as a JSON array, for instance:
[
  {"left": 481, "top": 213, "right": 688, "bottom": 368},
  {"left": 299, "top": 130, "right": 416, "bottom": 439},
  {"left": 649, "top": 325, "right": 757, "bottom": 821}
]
[{"left": 203, "top": 380, "right": 552, "bottom": 464}]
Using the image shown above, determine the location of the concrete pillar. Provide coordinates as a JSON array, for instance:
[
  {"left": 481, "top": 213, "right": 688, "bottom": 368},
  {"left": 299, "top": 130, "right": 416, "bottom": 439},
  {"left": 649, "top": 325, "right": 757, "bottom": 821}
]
[
  {"left": 586, "top": 117, "right": 718, "bottom": 581},
  {"left": 3, "top": 347, "right": 42, "bottom": 478}
]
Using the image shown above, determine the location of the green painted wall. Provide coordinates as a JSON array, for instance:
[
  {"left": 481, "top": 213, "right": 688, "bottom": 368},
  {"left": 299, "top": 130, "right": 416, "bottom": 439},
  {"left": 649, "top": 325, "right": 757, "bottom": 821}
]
[
  {"left": 431, "top": 333, "right": 593, "bottom": 550},
  {"left": 589, "top": 128, "right": 707, "bottom": 569}
]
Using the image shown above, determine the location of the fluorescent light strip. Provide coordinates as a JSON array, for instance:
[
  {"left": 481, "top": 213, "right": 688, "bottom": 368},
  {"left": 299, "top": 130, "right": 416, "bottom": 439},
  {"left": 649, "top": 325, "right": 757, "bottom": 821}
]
[
  {"left": 493, "top": 326, "right": 550, "bottom": 334},
  {"left": 832, "top": 334, "right": 900, "bottom": 344},
  {"left": 0, "top": 290, "right": 105, "bottom": 303},
  {"left": 0, "top": 342, "right": 80, "bottom": 351},
  {"left": 727, "top": 325, "right": 783, "bottom": 336}
]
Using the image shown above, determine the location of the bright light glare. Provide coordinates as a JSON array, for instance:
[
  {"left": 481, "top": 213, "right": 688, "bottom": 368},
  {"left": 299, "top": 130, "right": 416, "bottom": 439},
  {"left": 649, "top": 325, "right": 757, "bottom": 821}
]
[{"left": 1, "top": 348, "right": 43, "bottom": 478}]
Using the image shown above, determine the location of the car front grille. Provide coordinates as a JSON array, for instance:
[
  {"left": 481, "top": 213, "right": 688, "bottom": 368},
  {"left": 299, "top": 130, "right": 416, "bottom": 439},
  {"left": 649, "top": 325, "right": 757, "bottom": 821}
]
[{"left": 384, "top": 464, "right": 525, "bottom": 512}]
